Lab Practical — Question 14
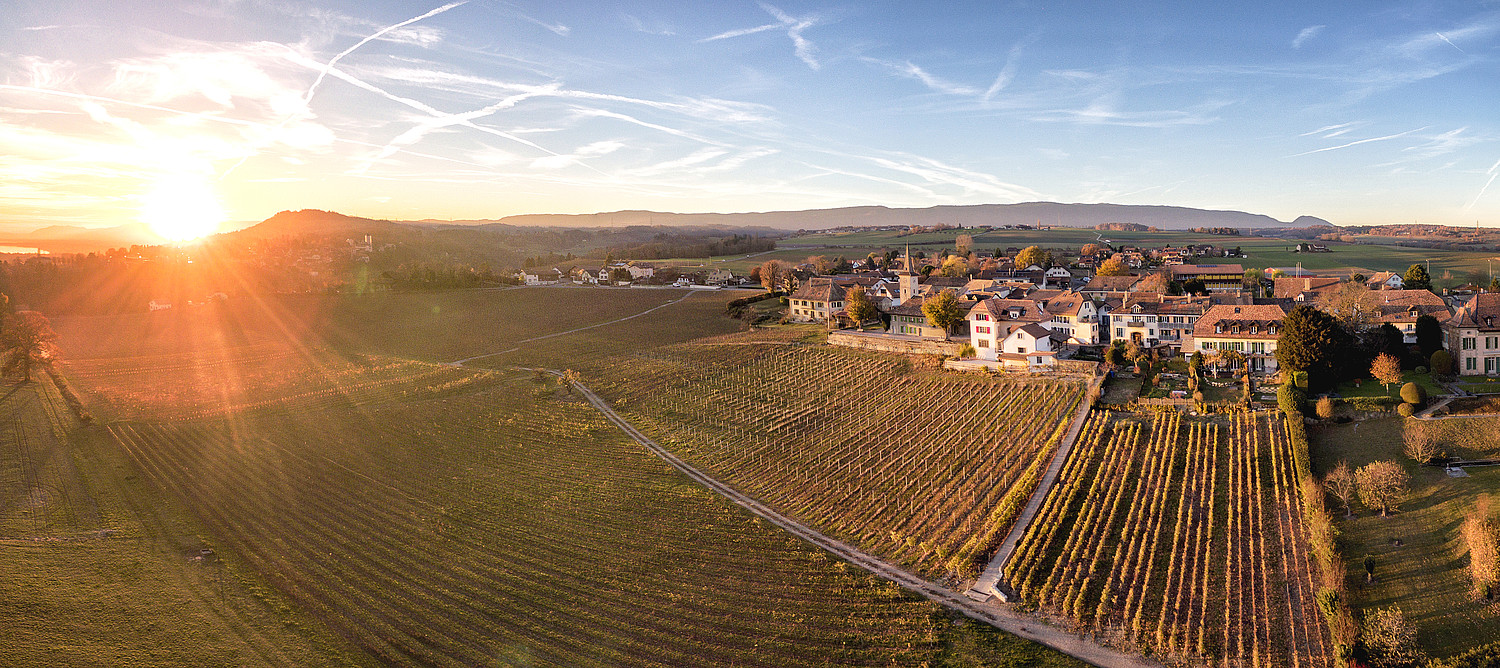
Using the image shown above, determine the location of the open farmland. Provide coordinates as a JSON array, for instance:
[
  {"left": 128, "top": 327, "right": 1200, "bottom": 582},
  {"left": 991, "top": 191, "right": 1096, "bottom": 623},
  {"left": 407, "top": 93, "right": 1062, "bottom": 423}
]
[
  {"left": 1006, "top": 410, "right": 1329, "bottom": 667},
  {"left": 30, "top": 287, "right": 1090, "bottom": 666},
  {"left": 588, "top": 341, "right": 1087, "bottom": 580}
]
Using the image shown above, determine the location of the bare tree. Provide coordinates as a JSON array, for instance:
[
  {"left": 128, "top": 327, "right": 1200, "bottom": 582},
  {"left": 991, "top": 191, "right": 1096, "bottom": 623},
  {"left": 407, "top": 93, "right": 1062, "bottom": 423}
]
[
  {"left": 1325, "top": 461, "right": 1358, "bottom": 517},
  {"left": 1, "top": 310, "right": 60, "bottom": 383},
  {"left": 1315, "top": 281, "right": 1381, "bottom": 328},
  {"left": 1463, "top": 495, "right": 1500, "bottom": 599},
  {"left": 1356, "top": 461, "right": 1411, "bottom": 517},
  {"left": 1402, "top": 424, "right": 1440, "bottom": 464}
]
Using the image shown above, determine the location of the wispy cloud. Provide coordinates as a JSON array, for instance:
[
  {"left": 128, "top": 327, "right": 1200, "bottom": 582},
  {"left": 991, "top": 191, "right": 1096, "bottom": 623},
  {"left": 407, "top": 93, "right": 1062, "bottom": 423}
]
[
  {"left": 984, "top": 40, "right": 1029, "bottom": 101},
  {"left": 622, "top": 14, "right": 675, "bottom": 36},
  {"left": 699, "top": 3, "right": 822, "bottom": 70},
  {"left": 866, "top": 58, "right": 979, "bottom": 96},
  {"left": 1298, "top": 122, "right": 1362, "bottom": 138},
  {"left": 1292, "top": 25, "right": 1325, "bottom": 49},
  {"left": 1288, "top": 126, "right": 1429, "bottom": 157}
]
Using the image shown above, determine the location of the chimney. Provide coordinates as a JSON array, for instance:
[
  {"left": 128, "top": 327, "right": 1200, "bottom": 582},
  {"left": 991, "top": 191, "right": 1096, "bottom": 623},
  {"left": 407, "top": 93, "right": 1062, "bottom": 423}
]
[{"left": 1304, "top": 278, "right": 1311, "bottom": 290}]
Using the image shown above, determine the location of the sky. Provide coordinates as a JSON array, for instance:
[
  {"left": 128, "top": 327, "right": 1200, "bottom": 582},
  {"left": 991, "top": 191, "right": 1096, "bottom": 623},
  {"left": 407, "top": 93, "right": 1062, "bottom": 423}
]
[{"left": 1, "top": 0, "right": 1498, "bottom": 236}]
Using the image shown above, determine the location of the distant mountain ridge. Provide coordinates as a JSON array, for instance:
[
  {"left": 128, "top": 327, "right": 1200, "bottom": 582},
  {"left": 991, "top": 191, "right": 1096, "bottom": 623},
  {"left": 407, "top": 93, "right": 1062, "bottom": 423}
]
[
  {"left": 479, "top": 202, "right": 1327, "bottom": 231},
  {"left": 0, "top": 203, "right": 1337, "bottom": 253}
]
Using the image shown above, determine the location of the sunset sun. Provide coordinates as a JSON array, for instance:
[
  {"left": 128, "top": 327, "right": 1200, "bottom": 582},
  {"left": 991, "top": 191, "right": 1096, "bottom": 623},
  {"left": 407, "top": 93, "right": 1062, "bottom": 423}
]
[{"left": 139, "top": 175, "right": 226, "bottom": 242}]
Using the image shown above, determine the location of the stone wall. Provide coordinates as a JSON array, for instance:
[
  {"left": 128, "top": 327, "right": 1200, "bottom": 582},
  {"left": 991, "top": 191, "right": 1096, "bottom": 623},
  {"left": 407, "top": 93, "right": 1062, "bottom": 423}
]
[{"left": 828, "top": 331, "right": 961, "bottom": 357}]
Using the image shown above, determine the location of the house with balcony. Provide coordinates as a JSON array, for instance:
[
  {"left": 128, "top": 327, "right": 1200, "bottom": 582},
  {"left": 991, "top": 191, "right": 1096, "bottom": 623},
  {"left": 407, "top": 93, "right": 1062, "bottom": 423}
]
[
  {"left": 1192, "top": 304, "right": 1289, "bottom": 373},
  {"left": 1169, "top": 263, "right": 1244, "bottom": 292}
]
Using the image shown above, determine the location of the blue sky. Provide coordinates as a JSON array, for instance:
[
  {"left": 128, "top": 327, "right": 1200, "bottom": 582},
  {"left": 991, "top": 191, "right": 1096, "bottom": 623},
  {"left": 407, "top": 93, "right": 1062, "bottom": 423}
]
[{"left": 1, "top": 0, "right": 1497, "bottom": 234}]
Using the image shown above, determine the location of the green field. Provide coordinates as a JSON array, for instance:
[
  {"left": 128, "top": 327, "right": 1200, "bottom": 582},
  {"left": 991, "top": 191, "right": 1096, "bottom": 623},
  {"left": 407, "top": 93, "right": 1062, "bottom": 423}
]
[
  {"left": 1310, "top": 416, "right": 1500, "bottom": 657},
  {"left": 763, "top": 227, "right": 1500, "bottom": 287},
  {"left": 17, "top": 286, "right": 1089, "bottom": 666}
]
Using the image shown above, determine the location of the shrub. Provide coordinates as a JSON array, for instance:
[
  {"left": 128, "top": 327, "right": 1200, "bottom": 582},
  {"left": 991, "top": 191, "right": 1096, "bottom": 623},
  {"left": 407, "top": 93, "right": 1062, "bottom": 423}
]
[
  {"left": 1431, "top": 349, "right": 1454, "bottom": 377},
  {"left": 1400, "top": 382, "right": 1426, "bottom": 406},
  {"left": 1415, "top": 366, "right": 1428, "bottom": 374},
  {"left": 1397, "top": 402, "right": 1416, "bottom": 417},
  {"left": 957, "top": 343, "right": 976, "bottom": 358},
  {"left": 1315, "top": 396, "right": 1335, "bottom": 420}
]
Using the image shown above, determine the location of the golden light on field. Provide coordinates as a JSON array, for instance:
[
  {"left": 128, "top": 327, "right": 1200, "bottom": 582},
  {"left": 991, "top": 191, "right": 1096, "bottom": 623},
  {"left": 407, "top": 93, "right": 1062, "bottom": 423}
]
[{"left": 139, "top": 174, "right": 227, "bottom": 242}]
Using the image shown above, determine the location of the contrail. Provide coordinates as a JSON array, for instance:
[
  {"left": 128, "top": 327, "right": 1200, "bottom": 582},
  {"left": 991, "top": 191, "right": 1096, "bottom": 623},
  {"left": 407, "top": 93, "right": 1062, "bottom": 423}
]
[
  {"left": 1288, "top": 127, "right": 1427, "bottom": 157},
  {"left": 220, "top": 2, "right": 469, "bottom": 181},
  {"left": 1464, "top": 158, "right": 1500, "bottom": 212},
  {"left": 1435, "top": 31, "right": 1465, "bottom": 52},
  {"left": 305, "top": 1, "right": 468, "bottom": 104}
]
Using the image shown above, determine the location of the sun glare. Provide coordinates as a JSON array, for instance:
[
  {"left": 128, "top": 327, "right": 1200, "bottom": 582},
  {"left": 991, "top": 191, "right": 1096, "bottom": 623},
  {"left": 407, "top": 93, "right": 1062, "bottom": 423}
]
[{"left": 140, "top": 175, "right": 227, "bottom": 242}]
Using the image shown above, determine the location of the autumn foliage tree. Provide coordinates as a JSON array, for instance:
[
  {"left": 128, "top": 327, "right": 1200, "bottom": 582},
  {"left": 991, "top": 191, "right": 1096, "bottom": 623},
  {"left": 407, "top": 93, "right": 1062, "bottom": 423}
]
[
  {"left": 921, "top": 289, "right": 964, "bottom": 335},
  {"left": 845, "top": 285, "right": 877, "bottom": 327},
  {"left": 1014, "top": 245, "right": 1052, "bottom": 269},
  {"left": 1371, "top": 353, "right": 1403, "bottom": 395},
  {"left": 1095, "top": 256, "right": 1129, "bottom": 276}
]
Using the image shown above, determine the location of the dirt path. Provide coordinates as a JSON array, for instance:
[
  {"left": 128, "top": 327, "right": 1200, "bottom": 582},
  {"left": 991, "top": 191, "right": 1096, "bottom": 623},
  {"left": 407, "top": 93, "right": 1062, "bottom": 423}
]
[
  {"left": 972, "top": 373, "right": 1104, "bottom": 600},
  {"left": 560, "top": 372, "right": 1156, "bottom": 668},
  {"left": 449, "top": 290, "right": 697, "bottom": 365}
]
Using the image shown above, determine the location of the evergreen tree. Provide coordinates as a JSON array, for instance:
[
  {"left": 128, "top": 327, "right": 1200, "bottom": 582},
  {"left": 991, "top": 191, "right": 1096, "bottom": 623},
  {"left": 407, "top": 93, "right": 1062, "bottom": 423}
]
[
  {"left": 1402, "top": 263, "right": 1432, "bottom": 292},
  {"left": 1275, "top": 304, "right": 1346, "bottom": 391},
  {"left": 1414, "top": 314, "right": 1443, "bottom": 358}
]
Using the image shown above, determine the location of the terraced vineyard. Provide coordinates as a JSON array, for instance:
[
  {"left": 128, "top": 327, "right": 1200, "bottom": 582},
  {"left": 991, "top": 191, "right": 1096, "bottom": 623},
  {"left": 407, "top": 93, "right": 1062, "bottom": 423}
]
[
  {"left": 591, "top": 342, "right": 1087, "bottom": 578},
  {"left": 1005, "top": 410, "right": 1328, "bottom": 667}
]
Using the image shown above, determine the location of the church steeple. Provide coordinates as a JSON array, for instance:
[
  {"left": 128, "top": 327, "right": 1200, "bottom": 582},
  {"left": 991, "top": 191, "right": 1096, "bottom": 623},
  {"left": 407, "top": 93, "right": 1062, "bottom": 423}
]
[{"left": 898, "top": 244, "right": 920, "bottom": 304}]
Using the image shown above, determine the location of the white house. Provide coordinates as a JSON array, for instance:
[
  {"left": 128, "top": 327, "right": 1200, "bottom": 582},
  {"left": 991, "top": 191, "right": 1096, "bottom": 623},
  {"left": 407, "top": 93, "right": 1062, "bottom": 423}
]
[
  {"left": 966, "top": 298, "right": 1050, "bottom": 361},
  {"left": 1447, "top": 293, "right": 1500, "bottom": 375},
  {"left": 999, "top": 323, "right": 1058, "bottom": 369}
]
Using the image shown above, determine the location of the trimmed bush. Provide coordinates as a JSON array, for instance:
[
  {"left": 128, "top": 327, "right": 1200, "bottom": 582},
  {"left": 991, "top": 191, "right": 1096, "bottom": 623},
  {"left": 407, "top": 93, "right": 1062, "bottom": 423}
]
[
  {"left": 1397, "top": 402, "right": 1416, "bottom": 417},
  {"left": 1400, "top": 382, "right": 1426, "bottom": 406},
  {"left": 1431, "top": 349, "right": 1454, "bottom": 377},
  {"left": 1278, "top": 383, "right": 1306, "bottom": 415}
]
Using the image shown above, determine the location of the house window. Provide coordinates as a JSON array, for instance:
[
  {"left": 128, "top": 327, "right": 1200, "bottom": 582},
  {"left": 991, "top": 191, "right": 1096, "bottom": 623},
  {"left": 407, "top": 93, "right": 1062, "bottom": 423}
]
[
  {"left": 1018, "top": 347, "right": 1028, "bottom": 354},
  {"left": 1115, "top": 328, "right": 1124, "bottom": 337},
  {"left": 1463, "top": 337, "right": 1477, "bottom": 350},
  {"left": 975, "top": 313, "right": 990, "bottom": 321},
  {"left": 1215, "top": 325, "right": 1223, "bottom": 334},
  {"left": 977, "top": 339, "right": 989, "bottom": 348},
  {"left": 1469, "top": 357, "right": 1478, "bottom": 371},
  {"left": 1489, "top": 337, "right": 1500, "bottom": 350},
  {"left": 976, "top": 326, "right": 991, "bottom": 334},
  {"left": 1489, "top": 357, "right": 1498, "bottom": 374}
]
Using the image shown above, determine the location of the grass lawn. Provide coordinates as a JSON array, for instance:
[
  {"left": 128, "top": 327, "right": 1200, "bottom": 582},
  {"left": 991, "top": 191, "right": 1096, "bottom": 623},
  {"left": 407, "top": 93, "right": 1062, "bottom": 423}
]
[
  {"left": 1334, "top": 371, "right": 1446, "bottom": 399},
  {"left": 1455, "top": 375, "right": 1500, "bottom": 395},
  {"left": 1310, "top": 416, "right": 1500, "bottom": 658}
]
